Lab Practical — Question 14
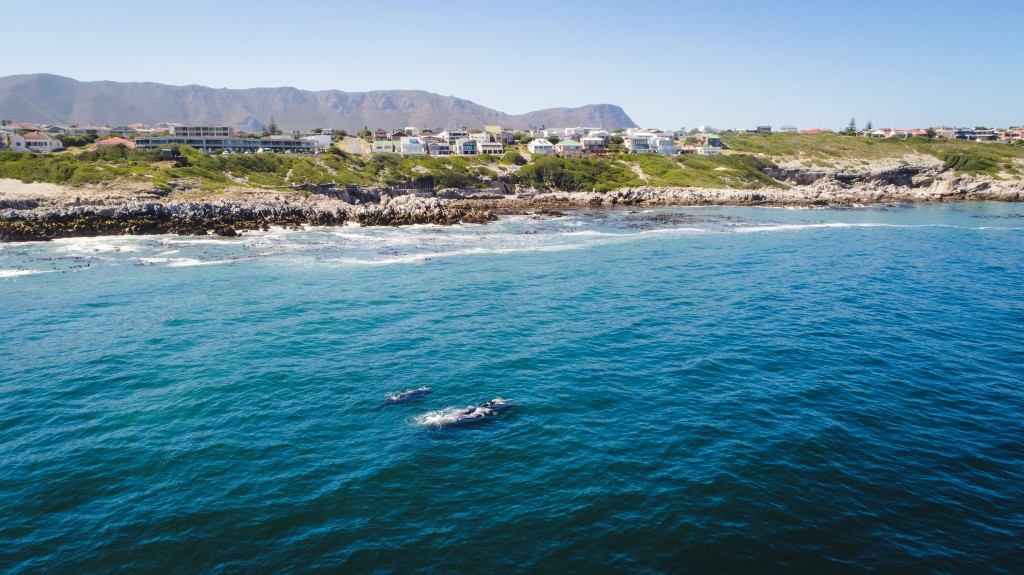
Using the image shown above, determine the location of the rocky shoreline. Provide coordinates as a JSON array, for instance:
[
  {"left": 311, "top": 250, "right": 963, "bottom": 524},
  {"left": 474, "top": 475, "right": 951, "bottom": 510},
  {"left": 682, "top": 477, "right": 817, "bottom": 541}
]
[{"left": 2, "top": 162, "right": 1022, "bottom": 242}]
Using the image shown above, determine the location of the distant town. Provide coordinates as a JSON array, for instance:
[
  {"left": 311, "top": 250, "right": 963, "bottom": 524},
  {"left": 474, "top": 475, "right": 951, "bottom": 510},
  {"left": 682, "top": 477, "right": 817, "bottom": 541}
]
[{"left": 1, "top": 119, "right": 1022, "bottom": 157}]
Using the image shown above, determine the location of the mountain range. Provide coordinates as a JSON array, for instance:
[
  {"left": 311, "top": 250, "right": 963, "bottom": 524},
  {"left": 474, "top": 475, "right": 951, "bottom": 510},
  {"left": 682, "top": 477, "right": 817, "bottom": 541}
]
[{"left": 0, "top": 74, "right": 637, "bottom": 132}]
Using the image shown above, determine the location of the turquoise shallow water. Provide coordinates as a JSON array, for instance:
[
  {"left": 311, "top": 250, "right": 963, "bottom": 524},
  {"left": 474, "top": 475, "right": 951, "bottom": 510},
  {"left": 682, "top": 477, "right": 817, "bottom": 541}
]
[{"left": 1, "top": 202, "right": 1023, "bottom": 573}]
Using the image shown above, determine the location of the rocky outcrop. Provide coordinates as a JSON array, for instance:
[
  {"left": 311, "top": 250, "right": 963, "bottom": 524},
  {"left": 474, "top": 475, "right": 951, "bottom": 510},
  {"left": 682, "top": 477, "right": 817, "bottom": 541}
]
[
  {"left": 0, "top": 195, "right": 495, "bottom": 242},
  {"left": 2, "top": 161, "right": 1021, "bottom": 242}
]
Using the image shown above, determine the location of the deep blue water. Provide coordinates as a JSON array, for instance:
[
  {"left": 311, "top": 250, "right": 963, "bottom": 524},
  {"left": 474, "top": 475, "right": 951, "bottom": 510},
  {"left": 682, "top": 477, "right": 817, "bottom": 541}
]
[{"left": 1, "top": 203, "right": 1022, "bottom": 574}]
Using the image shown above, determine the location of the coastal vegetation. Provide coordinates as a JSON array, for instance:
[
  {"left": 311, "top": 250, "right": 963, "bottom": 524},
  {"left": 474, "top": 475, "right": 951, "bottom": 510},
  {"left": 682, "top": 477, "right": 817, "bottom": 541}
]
[
  {"left": 2, "top": 134, "right": 1023, "bottom": 195},
  {"left": 0, "top": 142, "right": 785, "bottom": 193},
  {"left": 723, "top": 132, "right": 1024, "bottom": 177}
]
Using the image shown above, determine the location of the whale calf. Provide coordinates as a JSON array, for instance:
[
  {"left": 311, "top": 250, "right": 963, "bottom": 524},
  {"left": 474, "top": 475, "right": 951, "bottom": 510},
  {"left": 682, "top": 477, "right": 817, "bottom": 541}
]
[
  {"left": 383, "top": 387, "right": 432, "bottom": 406},
  {"left": 416, "top": 398, "right": 510, "bottom": 428}
]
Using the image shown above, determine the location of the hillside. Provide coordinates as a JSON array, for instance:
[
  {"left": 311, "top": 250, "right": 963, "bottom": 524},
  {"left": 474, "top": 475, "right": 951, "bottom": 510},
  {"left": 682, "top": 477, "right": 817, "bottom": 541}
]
[
  {"left": 0, "top": 74, "right": 637, "bottom": 132},
  {"left": 722, "top": 132, "right": 1024, "bottom": 178}
]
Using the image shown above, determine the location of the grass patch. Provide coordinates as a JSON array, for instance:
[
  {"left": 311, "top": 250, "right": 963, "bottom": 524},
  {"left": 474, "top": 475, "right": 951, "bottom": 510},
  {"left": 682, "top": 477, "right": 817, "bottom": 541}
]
[{"left": 722, "top": 133, "right": 1024, "bottom": 177}]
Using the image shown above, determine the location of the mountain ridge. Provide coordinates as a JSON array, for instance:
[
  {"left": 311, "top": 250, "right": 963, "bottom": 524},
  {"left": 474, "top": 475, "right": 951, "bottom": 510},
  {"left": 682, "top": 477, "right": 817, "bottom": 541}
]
[{"left": 0, "top": 74, "right": 638, "bottom": 131}]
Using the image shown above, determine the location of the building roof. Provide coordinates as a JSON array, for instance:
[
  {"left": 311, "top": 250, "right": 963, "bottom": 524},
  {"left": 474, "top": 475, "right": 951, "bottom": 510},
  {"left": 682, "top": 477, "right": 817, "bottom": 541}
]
[
  {"left": 557, "top": 139, "right": 582, "bottom": 147},
  {"left": 97, "top": 137, "right": 134, "bottom": 146},
  {"left": 22, "top": 131, "right": 57, "bottom": 141}
]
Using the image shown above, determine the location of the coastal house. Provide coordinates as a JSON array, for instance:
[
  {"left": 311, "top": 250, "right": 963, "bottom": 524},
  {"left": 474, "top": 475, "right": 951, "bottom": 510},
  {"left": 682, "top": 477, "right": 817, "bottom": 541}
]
[
  {"left": 372, "top": 140, "right": 398, "bottom": 153},
  {"left": 108, "top": 126, "right": 138, "bottom": 137},
  {"left": 495, "top": 130, "right": 516, "bottom": 145},
  {"left": 373, "top": 128, "right": 389, "bottom": 141},
  {"left": 478, "top": 141, "right": 503, "bottom": 155},
  {"left": 95, "top": 136, "right": 136, "bottom": 149},
  {"left": 69, "top": 125, "right": 111, "bottom": 137},
  {"left": 581, "top": 136, "right": 606, "bottom": 154},
  {"left": 934, "top": 126, "right": 969, "bottom": 139},
  {"left": 399, "top": 137, "right": 426, "bottom": 155},
  {"left": 527, "top": 138, "right": 554, "bottom": 155},
  {"left": 802, "top": 128, "right": 834, "bottom": 134},
  {"left": 172, "top": 126, "right": 234, "bottom": 138},
  {"left": 438, "top": 128, "right": 468, "bottom": 144},
  {"left": 470, "top": 132, "right": 492, "bottom": 143},
  {"left": 624, "top": 134, "right": 654, "bottom": 154},
  {"left": 696, "top": 134, "right": 723, "bottom": 147},
  {"left": 970, "top": 129, "right": 997, "bottom": 142},
  {"left": 696, "top": 147, "right": 720, "bottom": 156},
  {"left": 653, "top": 135, "right": 677, "bottom": 155},
  {"left": 554, "top": 138, "right": 583, "bottom": 155},
  {"left": 389, "top": 130, "right": 409, "bottom": 141},
  {"left": 301, "top": 134, "right": 333, "bottom": 149},
  {"left": 135, "top": 135, "right": 318, "bottom": 154},
  {"left": 9, "top": 122, "right": 42, "bottom": 131},
  {"left": 8, "top": 131, "right": 64, "bottom": 153},
  {"left": 453, "top": 138, "right": 479, "bottom": 155},
  {"left": 426, "top": 141, "right": 451, "bottom": 156},
  {"left": 756, "top": 125, "right": 772, "bottom": 133},
  {"left": 779, "top": 125, "right": 799, "bottom": 133}
]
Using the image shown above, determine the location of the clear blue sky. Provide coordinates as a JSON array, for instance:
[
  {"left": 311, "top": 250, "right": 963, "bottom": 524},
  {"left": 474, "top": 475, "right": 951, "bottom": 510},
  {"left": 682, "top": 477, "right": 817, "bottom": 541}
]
[{"left": 4, "top": 0, "right": 1021, "bottom": 129}]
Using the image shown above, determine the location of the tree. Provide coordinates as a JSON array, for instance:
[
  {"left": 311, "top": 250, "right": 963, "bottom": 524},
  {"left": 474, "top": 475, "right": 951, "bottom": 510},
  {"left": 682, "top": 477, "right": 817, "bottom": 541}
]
[
  {"left": 865, "top": 119, "right": 873, "bottom": 130},
  {"left": 267, "top": 116, "right": 281, "bottom": 136},
  {"left": 845, "top": 117, "right": 857, "bottom": 135},
  {"left": 502, "top": 149, "right": 527, "bottom": 165},
  {"left": 548, "top": 136, "right": 561, "bottom": 145}
]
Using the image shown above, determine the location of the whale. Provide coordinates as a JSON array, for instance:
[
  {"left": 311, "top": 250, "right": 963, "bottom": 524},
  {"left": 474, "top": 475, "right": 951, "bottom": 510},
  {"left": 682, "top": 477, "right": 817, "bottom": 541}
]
[
  {"left": 383, "top": 387, "right": 432, "bottom": 406},
  {"left": 416, "top": 398, "right": 510, "bottom": 428}
]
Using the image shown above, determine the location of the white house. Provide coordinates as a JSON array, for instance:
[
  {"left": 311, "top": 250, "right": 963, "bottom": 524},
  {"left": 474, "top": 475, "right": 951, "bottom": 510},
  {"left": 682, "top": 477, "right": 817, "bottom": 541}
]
[
  {"left": 478, "top": 141, "right": 503, "bottom": 155},
  {"left": 8, "top": 132, "right": 64, "bottom": 153},
  {"left": 624, "top": 133, "right": 655, "bottom": 154},
  {"left": 653, "top": 135, "right": 676, "bottom": 155},
  {"left": 372, "top": 140, "right": 398, "bottom": 153},
  {"left": 527, "top": 138, "right": 554, "bottom": 155},
  {"left": 301, "top": 134, "right": 332, "bottom": 150},
  {"left": 438, "top": 128, "right": 468, "bottom": 144},
  {"left": 453, "top": 138, "right": 478, "bottom": 155},
  {"left": 399, "top": 137, "right": 425, "bottom": 155}
]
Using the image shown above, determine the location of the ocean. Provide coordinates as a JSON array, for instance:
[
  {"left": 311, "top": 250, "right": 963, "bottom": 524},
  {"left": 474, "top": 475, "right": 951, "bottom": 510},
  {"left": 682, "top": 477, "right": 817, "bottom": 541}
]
[{"left": 1, "top": 202, "right": 1022, "bottom": 574}]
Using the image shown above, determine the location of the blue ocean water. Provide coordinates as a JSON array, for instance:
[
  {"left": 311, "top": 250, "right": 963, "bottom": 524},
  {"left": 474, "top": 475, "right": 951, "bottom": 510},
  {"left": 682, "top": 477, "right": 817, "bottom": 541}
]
[{"left": 1, "top": 202, "right": 1022, "bottom": 574}]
